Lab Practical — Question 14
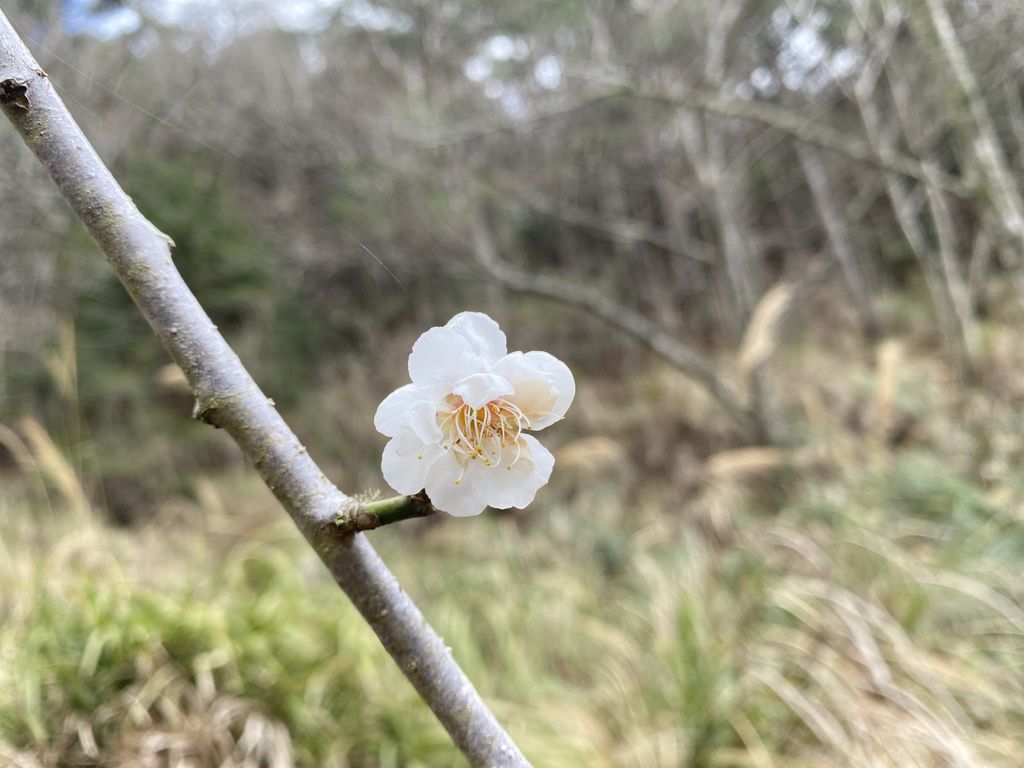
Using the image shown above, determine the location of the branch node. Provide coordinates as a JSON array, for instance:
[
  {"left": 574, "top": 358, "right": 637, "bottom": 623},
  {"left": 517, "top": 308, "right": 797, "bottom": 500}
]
[
  {"left": 0, "top": 78, "right": 28, "bottom": 110},
  {"left": 331, "top": 491, "right": 436, "bottom": 535},
  {"left": 192, "top": 390, "right": 246, "bottom": 428},
  {"left": 192, "top": 397, "right": 222, "bottom": 428}
]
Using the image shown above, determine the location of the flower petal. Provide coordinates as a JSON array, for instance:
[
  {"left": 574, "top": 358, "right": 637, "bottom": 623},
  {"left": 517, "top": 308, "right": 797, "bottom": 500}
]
[
  {"left": 424, "top": 453, "right": 489, "bottom": 517},
  {"left": 374, "top": 384, "right": 433, "bottom": 437},
  {"left": 408, "top": 326, "right": 483, "bottom": 397},
  {"left": 479, "top": 435, "right": 555, "bottom": 509},
  {"left": 493, "top": 351, "right": 575, "bottom": 430},
  {"left": 392, "top": 428, "right": 424, "bottom": 457},
  {"left": 445, "top": 312, "right": 507, "bottom": 362},
  {"left": 381, "top": 437, "right": 443, "bottom": 495},
  {"left": 452, "top": 373, "right": 514, "bottom": 409},
  {"left": 404, "top": 400, "right": 444, "bottom": 444}
]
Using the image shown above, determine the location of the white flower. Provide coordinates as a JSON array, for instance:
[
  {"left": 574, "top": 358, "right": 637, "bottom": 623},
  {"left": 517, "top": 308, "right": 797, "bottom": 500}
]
[{"left": 374, "top": 312, "right": 574, "bottom": 517}]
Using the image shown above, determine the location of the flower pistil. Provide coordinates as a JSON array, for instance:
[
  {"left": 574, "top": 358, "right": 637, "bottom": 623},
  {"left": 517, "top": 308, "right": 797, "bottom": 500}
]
[{"left": 438, "top": 395, "right": 532, "bottom": 471}]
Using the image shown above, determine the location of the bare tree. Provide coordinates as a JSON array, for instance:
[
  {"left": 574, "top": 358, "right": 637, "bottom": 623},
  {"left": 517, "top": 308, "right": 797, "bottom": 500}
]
[
  {"left": 465, "top": 193, "right": 764, "bottom": 440},
  {"left": 796, "top": 143, "right": 879, "bottom": 338},
  {"left": 914, "top": 0, "right": 1024, "bottom": 259}
]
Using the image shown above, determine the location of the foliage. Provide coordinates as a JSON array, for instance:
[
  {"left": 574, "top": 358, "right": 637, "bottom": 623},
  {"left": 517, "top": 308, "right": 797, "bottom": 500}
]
[{"left": 3, "top": 378, "right": 1024, "bottom": 766}]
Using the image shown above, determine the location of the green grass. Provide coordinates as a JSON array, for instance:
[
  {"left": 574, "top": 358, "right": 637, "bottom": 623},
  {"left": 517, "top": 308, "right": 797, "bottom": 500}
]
[
  {"left": 3, "top": 321, "right": 1024, "bottom": 766},
  {"left": 2, "top": 440, "right": 1024, "bottom": 767}
]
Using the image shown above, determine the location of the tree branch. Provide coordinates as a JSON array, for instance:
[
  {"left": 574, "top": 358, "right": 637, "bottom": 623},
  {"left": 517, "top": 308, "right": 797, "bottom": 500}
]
[
  {"left": 500, "top": 187, "right": 716, "bottom": 264},
  {"left": 663, "top": 87, "right": 973, "bottom": 199},
  {"left": 913, "top": 0, "right": 1024, "bottom": 256},
  {"left": 0, "top": 12, "right": 528, "bottom": 767},
  {"left": 465, "top": 197, "right": 763, "bottom": 441},
  {"left": 404, "top": 70, "right": 972, "bottom": 202},
  {"left": 796, "top": 142, "right": 879, "bottom": 338},
  {"left": 854, "top": 82, "right": 970, "bottom": 375},
  {"left": 331, "top": 493, "right": 438, "bottom": 535},
  {"left": 560, "top": 63, "right": 975, "bottom": 200}
]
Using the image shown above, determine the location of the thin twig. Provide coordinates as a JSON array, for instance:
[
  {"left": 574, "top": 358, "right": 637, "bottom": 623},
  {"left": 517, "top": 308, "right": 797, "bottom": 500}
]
[
  {"left": 0, "top": 12, "right": 528, "bottom": 767},
  {"left": 331, "top": 493, "right": 438, "bottom": 535},
  {"left": 559, "top": 63, "right": 976, "bottom": 200},
  {"left": 464, "top": 195, "right": 764, "bottom": 441},
  {"left": 913, "top": 0, "right": 1024, "bottom": 256}
]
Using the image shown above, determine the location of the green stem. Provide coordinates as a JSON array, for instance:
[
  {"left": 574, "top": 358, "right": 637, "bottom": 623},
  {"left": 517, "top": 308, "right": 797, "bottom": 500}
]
[{"left": 333, "top": 492, "right": 436, "bottom": 534}]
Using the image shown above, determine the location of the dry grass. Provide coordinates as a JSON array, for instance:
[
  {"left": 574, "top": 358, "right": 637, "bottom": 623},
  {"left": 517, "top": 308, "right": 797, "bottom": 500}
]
[{"left": 2, "top": 318, "right": 1024, "bottom": 766}]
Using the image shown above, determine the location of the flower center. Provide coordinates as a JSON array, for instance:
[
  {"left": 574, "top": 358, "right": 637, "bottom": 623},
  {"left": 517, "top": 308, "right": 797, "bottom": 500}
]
[{"left": 438, "top": 395, "right": 531, "bottom": 468}]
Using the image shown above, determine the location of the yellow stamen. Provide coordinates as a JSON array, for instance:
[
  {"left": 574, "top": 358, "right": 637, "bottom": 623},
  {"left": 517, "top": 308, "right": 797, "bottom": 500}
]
[{"left": 438, "top": 396, "right": 530, "bottom": 469}]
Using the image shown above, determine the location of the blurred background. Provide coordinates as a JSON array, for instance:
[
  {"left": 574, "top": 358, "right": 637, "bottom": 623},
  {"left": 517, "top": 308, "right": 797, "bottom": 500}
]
[{"left": 3, "top": 0, "right": 1024, "bottom": 765}]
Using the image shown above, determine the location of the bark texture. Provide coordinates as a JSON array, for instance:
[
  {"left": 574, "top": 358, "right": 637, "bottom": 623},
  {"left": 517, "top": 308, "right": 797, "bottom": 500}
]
[{"left": 0, "top": 11, "right": 528, "bottom": 767}]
